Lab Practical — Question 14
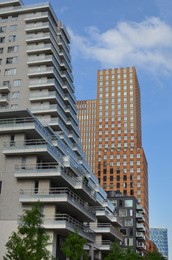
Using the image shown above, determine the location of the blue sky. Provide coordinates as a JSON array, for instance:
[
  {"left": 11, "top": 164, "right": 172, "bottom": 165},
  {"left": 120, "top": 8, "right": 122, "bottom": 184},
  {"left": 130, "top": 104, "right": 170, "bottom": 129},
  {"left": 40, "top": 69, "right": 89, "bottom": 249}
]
[{"left": 26, "top": 0, "right": 172, "bottom": 258}]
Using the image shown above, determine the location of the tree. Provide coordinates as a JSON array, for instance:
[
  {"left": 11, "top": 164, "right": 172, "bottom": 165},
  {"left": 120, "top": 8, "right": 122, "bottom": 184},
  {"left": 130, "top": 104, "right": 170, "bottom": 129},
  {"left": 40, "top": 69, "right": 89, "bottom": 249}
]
[
  {"left": 61, "top": 230, "right": 88, "bottom": 260},
  {"left": 4, "top": 203, "right": 52, "bottom": 260},
  {"left": 104, "top": 241, "right": 143, "bottom": 260},
  {"left": 144, "top": 251, "right": 166, "bottom": 260}
]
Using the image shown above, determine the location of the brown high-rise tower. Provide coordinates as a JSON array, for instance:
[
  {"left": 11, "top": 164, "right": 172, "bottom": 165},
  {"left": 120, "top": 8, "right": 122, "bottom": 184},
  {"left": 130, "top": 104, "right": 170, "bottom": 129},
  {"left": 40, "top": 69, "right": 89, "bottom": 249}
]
[{"left": 77, "top": 67, "right": 149, "bottom": 248}]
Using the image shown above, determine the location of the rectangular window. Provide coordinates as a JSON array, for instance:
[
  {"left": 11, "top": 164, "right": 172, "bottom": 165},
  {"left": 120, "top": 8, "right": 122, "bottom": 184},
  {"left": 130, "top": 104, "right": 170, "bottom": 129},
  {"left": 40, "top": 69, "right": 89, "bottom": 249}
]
[
  {"left": 0, "top": 181, "right": 2, "bottom": 193},
  {"left": 7, "top": 45, "right": 19, "bottom": 53},
  {"left": 125, "top": 200, "right": 133, "bottom": 207},
  {"left": 0, "top": 26, "right": 7, "bottom": 33},
  {"left": 4, "top": 68, "right": 16, "bottom": 76},
  {"left": 12, "top": 91, "right": 20, "bottom": 99},
  {"left": 1, "top": 17, "right": 8, "bottom": 23},
  {"left": 10, "top": 25, "right": 17, "bottom": 31},
  {"left": 9, "top": 35, "right": 16, "bottom": 42},
  {"left": 6, "top": 57, "right": 18, "bottom": 64},
  {"left": 13, "top": 79, "right": 21, "bottom": 87},
  {"left": 0, "top": 47, "right": 3, "bottom": 53},
  {"left": 119, "top": 209, "right": 127, "bottom": 217},
  {"left": 125, "top": 219, "right": 133, "bottom": 226},
  {"left": 0, "top": 37, "right": 5, "bottom": 43}
]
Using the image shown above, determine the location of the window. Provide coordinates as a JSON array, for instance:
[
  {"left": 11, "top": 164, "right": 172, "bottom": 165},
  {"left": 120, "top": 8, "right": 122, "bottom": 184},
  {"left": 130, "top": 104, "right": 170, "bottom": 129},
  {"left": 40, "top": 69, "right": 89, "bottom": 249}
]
[
  {"left": 4, "top": 68, "right": 16, "bottom": 76},
  {"left": 12, "top": 91, "right": 20, "bottom": 99},
  {"left": 7, "top": 45, "right": 19, "bottom": 53},
  {"left": 0, "top": 181, "right": 2, "bottom": 194},
  {"left": 125, "top": 219, "right": 133, "bottom": 226},
  {"left": 0, "top": 26, "right": 6, "bottom": 33},
  {"left": 9, "top": 35, "right": 16, "bottom": 42},
  {"left": 11, "top": 104, "right": 18, "bottom": 109},
  {"left": 125, "top": 200, "right": 133, "bottom": 207},
  {"left": 6, "top": 57, "right": 18, "bottom": 64},
  {"left": 1, "top": 17, "right": 8, "bottom": 23},
  {"left": 119, "top": 209, "right": 127, "bottom": 217},
  {"left": 125, "top": 238, "right": 133, "bottom": 246},
  {"left": 10, "top": 25, "right": 17, "bottom": 31},
  {"left": 0, "top": 37, "right": 5, "bottom": 43},
  {"left": 110, "top": 176, "right": 113, "bottom": 181},
  {"left": 0, "top": 47, "right": 3, "bottom": 54},
  {"left": 12, "top": 15, "right": 18, "bottom": 21}
]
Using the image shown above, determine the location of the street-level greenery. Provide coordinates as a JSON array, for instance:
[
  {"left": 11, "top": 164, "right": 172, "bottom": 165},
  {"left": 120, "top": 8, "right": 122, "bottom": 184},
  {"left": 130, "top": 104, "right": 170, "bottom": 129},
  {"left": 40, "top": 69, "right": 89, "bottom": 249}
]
[{"left": 3, "top": 203, "right": 52, "bottom": 260}]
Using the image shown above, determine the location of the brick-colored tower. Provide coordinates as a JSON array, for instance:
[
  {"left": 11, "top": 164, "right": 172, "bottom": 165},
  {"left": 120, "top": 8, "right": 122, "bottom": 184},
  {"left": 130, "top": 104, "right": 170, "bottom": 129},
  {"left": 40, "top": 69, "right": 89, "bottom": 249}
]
[
  {"left": 77, "top": 100, "right": 96, "bottom": 172},
  {"left": 77, "top": 67, "right": 149, "bottom": 248}
]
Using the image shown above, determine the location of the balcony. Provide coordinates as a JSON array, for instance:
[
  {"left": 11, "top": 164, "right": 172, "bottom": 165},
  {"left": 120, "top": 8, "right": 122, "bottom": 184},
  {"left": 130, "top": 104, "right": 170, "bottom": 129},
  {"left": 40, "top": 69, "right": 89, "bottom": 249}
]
[
  {"left": 19, "top": 187, "right": 96, "bottom": 222},
  {"left": 25, "top": 11, "right": 49, "bottom": 22},
  {"left": 89, "top": 223, "right": 123, "bottom": 242},
  {"left": 0, "top": 95, "right": 9, "bottom": 105},
  {"left": 136, "top": 223, "right": 146, "bottom": 232},
  {"left": 136, "top": 213, "right": 145, "bottom": 222},
  {"left": 44, "top": 214, "right": 95, "bottom": 242},
  {"left": 27, "top": 43, "right": 52, "bottom": 54},
  {"left": 28, "top": 66, "right": 54, "bottom": 77},
  {"left": 64, "top": 93, "right": 77, "bottom": 113},
  {"left": 136, "top": 204, "right": 146, "bottom": 214},
  {"left": 25, "top": 22, "right": 50, "bottom": 32},
  {"left": 29, "top": 91, "right": 65, "bottom": 110},
  {"left": 29, "top": 78, "right": 64, "bottom": 98},
  {"left": 0, "top": 82, "right": 10, "bottom": 93},
  {"left": 3, "top": 139, "right": 63, "bottom": 163},
  {"left": 66, "top": 119, "right": 80, "bottom": 136},
  {"left": 96, "top": 240, "right": 113, "bottom": 251},
  {"left": 26, "top": 32, "right": 51, "bottom": 43},
  {"left": 136, "top": 232, "right": 145, "bottom": 241},
  {"left": 27, "top": 54, "right": 53, "bottom": 66},
  {"left": 31, "top": 104, "right": 67, "bottom": 122},
  {"left": 136, "top": 242, "right": 146, "bottom": 250}
]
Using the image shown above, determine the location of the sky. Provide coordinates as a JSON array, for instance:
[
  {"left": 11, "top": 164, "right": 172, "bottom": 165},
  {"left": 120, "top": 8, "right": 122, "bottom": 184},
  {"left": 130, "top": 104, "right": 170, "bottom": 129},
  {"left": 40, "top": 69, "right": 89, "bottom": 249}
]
[{"left": 25, "top": 0, "right": 172, "bottom": 258}]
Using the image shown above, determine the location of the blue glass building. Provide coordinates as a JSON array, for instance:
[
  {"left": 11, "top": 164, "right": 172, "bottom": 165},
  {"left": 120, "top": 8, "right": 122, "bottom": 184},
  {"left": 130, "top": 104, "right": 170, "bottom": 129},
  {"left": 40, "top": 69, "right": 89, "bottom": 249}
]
[{"left": 149, "top": 228, "right": 168, "bottom": 259}]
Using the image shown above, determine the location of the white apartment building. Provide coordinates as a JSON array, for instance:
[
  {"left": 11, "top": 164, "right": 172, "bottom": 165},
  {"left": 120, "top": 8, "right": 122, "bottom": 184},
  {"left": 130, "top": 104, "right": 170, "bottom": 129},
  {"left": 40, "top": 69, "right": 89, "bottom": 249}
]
[{"left": 0, "top": 1, "right": 123, "bottom": 259}]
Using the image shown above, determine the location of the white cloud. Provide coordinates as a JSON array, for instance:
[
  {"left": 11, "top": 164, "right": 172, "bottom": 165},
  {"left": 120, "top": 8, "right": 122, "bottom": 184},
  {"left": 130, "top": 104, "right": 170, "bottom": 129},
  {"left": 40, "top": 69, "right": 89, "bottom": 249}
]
[{"left": 68, "top": 17, "right": 172, "bottom": 73}]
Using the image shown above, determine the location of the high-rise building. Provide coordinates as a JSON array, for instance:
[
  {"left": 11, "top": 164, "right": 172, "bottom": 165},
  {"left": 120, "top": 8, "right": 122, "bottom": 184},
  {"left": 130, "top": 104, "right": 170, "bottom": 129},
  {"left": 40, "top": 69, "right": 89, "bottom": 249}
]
[
  {"left": 0, "top": 1, "right": 123, "bottom": 259},
  {"left": 149, "top": 228, "right": 168, "bottom": 259},
  {"left": 77, "top": 100, "right": 96, "bottom": 172},
  {"left": 77, "top": 67, "right": 149, "bottom": 248}
]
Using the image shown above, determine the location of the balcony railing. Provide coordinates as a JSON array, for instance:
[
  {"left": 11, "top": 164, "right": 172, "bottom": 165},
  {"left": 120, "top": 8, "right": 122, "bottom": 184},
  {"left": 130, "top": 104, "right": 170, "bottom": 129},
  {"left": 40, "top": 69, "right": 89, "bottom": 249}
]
[
  {"left": 44, "top": 213, "right": 95, "bottom": 241},
  {"left": 20, "top": 187, "right": 95, "bottom": 216},
  {"left": 89, "top": 223, "right": 123, "bottom": 241}
]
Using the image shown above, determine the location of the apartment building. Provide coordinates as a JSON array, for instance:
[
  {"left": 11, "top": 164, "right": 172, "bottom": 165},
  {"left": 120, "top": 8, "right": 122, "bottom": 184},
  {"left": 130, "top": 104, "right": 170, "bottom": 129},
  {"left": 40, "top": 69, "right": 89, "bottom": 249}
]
[
  {"left": 0, "top": 1, "right": 123, "bottom": 259},
  {"left": 77, "top": 67, "right": 149, "bottom": 249},
  {"left": 107, "top": 191, "right": 146, "bottom": 255}
]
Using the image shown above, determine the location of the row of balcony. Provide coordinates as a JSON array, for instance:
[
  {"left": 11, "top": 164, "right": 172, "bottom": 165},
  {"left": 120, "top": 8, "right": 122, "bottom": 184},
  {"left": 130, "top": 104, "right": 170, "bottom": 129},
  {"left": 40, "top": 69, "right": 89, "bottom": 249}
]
[
  {"left": 19, "top": 187, "right": 96, "bottom": 222},
  {"left": 43, "top": 213, "right": 95, "bottom": 243}
]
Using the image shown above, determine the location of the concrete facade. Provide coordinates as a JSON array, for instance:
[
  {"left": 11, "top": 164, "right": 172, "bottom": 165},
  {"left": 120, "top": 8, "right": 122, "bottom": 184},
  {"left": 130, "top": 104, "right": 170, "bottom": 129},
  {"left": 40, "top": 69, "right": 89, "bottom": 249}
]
[{"left": 0, "top": 1, "right": 123, "bottom": 259}]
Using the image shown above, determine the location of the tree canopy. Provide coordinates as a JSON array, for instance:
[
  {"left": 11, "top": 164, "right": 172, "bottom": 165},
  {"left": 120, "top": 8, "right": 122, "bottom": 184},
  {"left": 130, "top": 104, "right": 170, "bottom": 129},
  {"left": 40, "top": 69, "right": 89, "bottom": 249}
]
[
  {"left": 61, "top": 230, "right": 88, "bottom": 260},
  {"left": 4, "top": 203, "right": 52, "bottom": 260}
]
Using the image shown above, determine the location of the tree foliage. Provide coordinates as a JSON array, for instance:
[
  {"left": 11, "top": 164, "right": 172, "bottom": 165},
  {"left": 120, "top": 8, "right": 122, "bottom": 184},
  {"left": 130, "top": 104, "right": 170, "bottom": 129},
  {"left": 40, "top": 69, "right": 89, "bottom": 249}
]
[
  {"left": 4, "top": 203, "right": 52, "bottom": 260},
  {"left": 104, "top": 241, "right": 166, "bottom": 260},
  {"left": 61, "top": 230, "right": 88, "bottom": 260},
  {"left": 104, "top": 242, "right": 142, "bottom": 260}
]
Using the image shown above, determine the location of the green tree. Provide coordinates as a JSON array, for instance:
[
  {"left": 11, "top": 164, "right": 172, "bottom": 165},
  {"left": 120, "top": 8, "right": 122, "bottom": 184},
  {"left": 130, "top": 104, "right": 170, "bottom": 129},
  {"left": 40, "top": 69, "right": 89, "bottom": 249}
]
[
  {"left": 61, "top": 230, "right": 88, "bottom": 260},
  {"left": 104, "top": 242, "right": 143, "bottom": 260},
  {"left": 4, "top": 203, "right": 52, "bottom": 260},
  {"left": 144, "top": 251, "right": 166, "bottom": 260}
]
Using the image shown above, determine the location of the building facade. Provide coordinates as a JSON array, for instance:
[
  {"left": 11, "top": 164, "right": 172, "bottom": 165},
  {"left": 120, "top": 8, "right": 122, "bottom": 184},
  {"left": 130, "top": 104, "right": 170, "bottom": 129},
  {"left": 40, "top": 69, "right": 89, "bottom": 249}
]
[
  {"left": 0, "top": 1, "right": 123, "bottom": 259},
  {"left": 77, "top": 67, "right": 149, "bottom": 248},
  {"left": 149, "top": 228, "right": 168, "bottom": 259},
  {"left": 77, "top": 99, "right": 96, "bottom": 172},
  {"left": 107, "top": 191, "right": 146, "bottom": 255}
]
